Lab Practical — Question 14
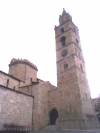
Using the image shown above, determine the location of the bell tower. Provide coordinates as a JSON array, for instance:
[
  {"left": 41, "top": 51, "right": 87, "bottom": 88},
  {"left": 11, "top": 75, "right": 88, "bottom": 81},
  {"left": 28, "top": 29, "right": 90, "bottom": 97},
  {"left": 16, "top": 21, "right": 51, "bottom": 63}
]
[
  {"left": 55, "top": 9, "right": 99, "bottom": 129},
  {"left": 55, "top": 9, "right": 84, "bottom": 88}
]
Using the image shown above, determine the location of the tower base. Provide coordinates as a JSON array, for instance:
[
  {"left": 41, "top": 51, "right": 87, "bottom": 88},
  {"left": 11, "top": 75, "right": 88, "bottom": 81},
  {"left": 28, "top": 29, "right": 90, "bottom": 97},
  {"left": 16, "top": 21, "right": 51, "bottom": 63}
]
[{"left": 58, "top": 115, "right": 100, "bottom": 129}]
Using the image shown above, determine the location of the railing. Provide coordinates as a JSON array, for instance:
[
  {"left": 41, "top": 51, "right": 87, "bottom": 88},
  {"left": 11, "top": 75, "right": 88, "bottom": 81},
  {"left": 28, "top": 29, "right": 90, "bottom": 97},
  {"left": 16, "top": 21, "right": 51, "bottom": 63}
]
[{"left": 1, "top": 124, "right": 32, "bottom": 133}]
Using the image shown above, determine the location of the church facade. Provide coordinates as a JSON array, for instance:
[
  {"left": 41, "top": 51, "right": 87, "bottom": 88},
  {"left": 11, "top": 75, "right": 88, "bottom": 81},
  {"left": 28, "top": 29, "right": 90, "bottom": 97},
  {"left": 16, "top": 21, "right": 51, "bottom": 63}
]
[{"left": 0, "top": 9, "right": 99, "bottom": 131}]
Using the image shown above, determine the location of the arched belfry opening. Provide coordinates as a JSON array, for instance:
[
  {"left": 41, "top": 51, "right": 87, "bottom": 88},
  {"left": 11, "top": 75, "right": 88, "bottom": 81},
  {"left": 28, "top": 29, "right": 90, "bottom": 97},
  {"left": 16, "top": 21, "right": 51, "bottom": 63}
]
[{"left": 49, "top": 108, "right": 59, "bottom": 125}]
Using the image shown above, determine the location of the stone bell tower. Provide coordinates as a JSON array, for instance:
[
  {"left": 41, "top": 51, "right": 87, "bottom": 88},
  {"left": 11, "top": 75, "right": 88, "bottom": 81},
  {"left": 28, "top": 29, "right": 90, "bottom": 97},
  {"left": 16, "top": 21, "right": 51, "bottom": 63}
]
[{"left": 55, "top": 9, "right": 99, "bottom": 129}]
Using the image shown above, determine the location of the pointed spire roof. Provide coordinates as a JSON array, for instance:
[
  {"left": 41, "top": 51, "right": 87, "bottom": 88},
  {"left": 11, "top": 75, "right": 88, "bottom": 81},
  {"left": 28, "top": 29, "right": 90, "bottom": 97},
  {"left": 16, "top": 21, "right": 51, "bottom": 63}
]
[
  {"left": 59, "top": 8, "right": 72, "bottom": 25},
  {"left": 62, "top": 8, "right": 67, "bottom": 15}
]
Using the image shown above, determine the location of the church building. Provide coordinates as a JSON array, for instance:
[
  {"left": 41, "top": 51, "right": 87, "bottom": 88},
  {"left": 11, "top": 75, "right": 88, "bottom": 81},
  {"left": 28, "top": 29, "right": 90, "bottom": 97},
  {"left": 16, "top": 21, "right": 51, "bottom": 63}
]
[{"left": 0, "top": 9, "right": 99, "bottom": 131}]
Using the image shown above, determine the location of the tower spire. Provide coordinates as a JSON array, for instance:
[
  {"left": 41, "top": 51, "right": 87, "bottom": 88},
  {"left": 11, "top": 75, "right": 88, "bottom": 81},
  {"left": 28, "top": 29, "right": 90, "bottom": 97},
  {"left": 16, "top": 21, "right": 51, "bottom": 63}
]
[
  {"left": 62, "top": 8, "right": 67, "bottom": 15},
  {"left": 59, "top": 8, "right": 72, "bottom": 25}
]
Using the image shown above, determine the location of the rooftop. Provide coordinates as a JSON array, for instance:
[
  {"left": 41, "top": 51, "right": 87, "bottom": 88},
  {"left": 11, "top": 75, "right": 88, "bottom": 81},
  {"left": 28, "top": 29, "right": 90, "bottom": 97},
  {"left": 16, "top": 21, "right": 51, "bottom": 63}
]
[{"left": 9, "top": 58, "right": 38, "bottom": 71}]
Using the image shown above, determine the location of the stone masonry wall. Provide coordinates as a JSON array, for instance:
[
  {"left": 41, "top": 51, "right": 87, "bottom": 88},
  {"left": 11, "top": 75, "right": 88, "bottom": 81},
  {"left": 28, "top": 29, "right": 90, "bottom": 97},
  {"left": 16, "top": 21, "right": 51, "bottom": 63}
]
[
  {"left": 31, "top": 81, "right": 50, "bottom": 130},
  {"left": 0, "top": 71, "right": 21, "bottom": 90},
  {"left": 0, "top": 86, "right": 33, "bottom": 130},
  {"left": 9, "top": 63, "right": 37, "bottom": 82}
]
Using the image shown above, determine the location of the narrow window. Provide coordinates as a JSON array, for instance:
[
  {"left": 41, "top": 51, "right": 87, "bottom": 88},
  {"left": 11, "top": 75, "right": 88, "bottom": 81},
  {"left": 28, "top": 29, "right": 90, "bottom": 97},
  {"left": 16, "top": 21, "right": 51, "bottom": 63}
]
[
  {"left": 30, "top": 78, "right": 32, "bottom": 83},
  {"left": 60, "top": 36, "right": 66, "bottom": 46},
  {"left": 61, "top": 28, "right": 64, "bottom": 33},
  {"left": 6, "top": 79, "right": 9, "bottom": 87},
  {"left": 64, "top": 63, "right": 68, "bottom": 70},
  {"left": 13, "top": 86, "right": 15, "bottom": 90}
]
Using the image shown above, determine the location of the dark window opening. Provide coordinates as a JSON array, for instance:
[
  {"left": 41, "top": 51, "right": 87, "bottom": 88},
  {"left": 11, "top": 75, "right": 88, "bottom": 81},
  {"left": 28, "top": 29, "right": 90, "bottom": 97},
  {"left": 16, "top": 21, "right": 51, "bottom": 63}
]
[
  {"left": 6, "top": 79, "right": 9, "bottom": 87},
  {"left": 64, "top": 64, "right": 68, "bottom": 69},
  {"left": 49, "top": 108, "right": 58, "bottom": 125},
  {"left": 60, "top": 36, "right": 66, "bottom": 46},
  {"left": 30, "top": 78, "right": 32, "bottom": 83},
  {"left": 13, "top": 86, "right": 15, "bottom": 90},
  {"left": 61, "top": 50, "right": 68, "bottom": 57},
  {"left": 61, "top": 28, "right": 64, "bottom": 33}
]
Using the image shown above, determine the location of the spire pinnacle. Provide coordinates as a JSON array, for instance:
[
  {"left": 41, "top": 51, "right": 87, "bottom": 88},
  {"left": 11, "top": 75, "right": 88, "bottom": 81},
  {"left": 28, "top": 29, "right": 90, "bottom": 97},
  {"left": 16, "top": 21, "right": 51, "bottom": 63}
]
[
  {"left": 59, "top": 8, "right": 72, "bottom": 25},
  {"left": 62, "top": 8, "right": 67, "bottom": 15}
]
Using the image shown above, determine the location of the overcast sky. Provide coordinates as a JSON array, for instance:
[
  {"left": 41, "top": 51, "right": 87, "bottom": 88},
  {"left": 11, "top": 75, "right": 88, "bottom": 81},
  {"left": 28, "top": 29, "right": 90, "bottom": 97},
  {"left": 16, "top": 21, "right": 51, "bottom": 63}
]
[{"left": 0, "top": 0, "right": 100, "bottom": 98}]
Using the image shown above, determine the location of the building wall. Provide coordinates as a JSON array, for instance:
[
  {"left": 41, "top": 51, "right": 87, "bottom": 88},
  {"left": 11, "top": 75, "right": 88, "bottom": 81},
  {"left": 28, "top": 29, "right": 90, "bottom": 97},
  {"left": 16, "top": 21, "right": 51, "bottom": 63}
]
[
  {"left": 92, "top": 98, "right": 100, "bottom": 121},
  {"left": 25, "top": 65, "right": 37, "bottom": 82},
  {"left": 9, "top": 63, "right": 26, "bottom": 81},
  {"left": 0, "top": 71, "right": 20, "bottom": 90},
  {"left": 31, "top": 81, "right": 52, "bottom": 130},
  {"left": 0, "top": 86, "right": 33, "bottom": 130},
  {"left": 18, "top": 80, "right": 51, "bottom": 130},
  {"left": 9, "top": 62, "right": 37, "bottom": 82},
  {"left": 48, "top": 88, "right": 62, "bottom": 125}
]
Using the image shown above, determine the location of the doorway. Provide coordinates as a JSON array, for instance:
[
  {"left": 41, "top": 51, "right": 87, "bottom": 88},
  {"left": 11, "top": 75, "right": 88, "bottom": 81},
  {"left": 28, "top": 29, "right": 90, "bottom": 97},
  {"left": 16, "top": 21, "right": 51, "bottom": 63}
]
[{"left": 49, "top": 108, "right": 58, "bottom": 125}]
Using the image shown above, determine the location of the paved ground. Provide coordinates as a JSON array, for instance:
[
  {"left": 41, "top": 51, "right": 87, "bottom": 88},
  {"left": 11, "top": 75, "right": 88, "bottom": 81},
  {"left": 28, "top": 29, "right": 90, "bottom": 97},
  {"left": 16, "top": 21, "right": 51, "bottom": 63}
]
[
  {"left": 33, "top": 129, "right": 100, "bottom": 133},
  {"left": 32, "top": 126, "right": 100, "bottom": 133}
]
